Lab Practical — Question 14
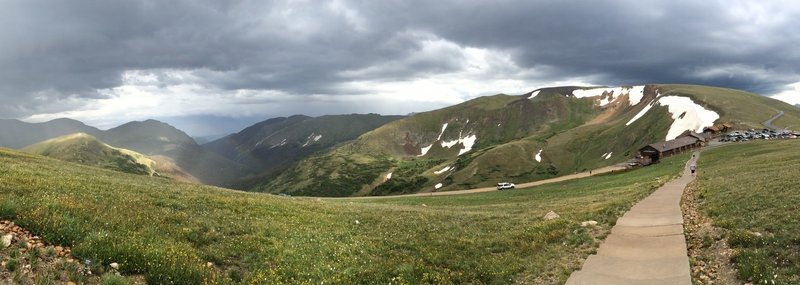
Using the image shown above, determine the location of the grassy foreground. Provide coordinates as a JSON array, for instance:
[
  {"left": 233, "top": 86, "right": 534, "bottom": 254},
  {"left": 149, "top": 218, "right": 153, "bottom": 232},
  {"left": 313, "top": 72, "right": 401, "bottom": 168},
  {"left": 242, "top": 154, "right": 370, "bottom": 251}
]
[
  {"left": 695, "top": 140, "right": 800, "bottom": 284},
  {"left": 0, "top": 148, "right": 687, "bottom": 284}
]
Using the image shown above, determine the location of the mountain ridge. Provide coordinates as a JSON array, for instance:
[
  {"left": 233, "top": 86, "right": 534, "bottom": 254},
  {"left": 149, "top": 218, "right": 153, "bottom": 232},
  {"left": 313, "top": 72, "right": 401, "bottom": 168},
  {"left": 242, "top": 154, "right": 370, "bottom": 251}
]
[
  {"left": 257, "top": 84, "right": 800, "bottom": 197},
  {"left": 204, "top": 113, "right": 405, "bottom": 189},
  {"left": 22, "top": 132, "right": 156, "bottom": 176}
]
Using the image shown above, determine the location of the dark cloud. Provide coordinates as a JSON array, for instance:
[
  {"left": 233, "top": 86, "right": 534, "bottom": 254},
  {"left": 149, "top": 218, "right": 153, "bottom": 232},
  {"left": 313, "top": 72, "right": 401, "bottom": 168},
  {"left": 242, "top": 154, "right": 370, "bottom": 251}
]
[{"left": 1, "top": 0, "right": 799, "bottom": 121}]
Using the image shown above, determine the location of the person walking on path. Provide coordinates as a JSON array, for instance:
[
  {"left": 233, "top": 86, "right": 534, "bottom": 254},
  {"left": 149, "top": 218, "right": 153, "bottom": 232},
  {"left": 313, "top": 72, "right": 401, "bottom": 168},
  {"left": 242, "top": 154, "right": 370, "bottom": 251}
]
[{"left": 690, "top": 162, "right": 697, "bottom": 176}]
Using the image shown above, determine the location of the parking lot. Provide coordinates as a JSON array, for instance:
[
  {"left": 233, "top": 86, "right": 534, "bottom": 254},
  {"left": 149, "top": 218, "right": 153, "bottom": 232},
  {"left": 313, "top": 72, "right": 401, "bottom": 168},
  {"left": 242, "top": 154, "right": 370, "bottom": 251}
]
[{"left": 719, "top": 129, "right": 800, "bottom": 142}]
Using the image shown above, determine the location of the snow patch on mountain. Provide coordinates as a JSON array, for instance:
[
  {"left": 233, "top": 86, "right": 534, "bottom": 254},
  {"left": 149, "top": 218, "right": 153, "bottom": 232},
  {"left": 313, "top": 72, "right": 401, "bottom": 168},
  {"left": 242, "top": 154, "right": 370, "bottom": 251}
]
[
  {"left": 441, "top": 133, "right": 477, "bottom": 156},
  {"left": 627, "top": 86, "right": 646, "bottom": 105},
  {"left": 435, "top": 183, "right": 443, "bottom": 190},
  {"left": 419, "top": 123, "right": 477, "bottom": 157},
  {"left": 626, "top": 95, "right": 719, "bottom": 140},
  {"left": 535, "top": 149, "right": 543, "bottom": 162},
  {"left": 603, "top": 152, "right": 613, "bottom": 160},
  {"left": 528, "top": 90, "right": 541, "bottom": 99},
  {"left": 626, "top": 99, "right": 658, "bottom": 126},
  {"left": 434, "top": 166, "right": 451, "bottom": 175},
  {"left": 572, "top": 86, "right": 646, "bottom": 107},
  {"left": 660, "top": 96, "right": 719, "bottom": 140},
  {"left": 419, "top": 144, "right": 434, "bottom": 156},
  {"left": 437, "top": 123, "right": 448, "bottom": 140},
  {"left": 301, "top": 133, "right": 323, "bottom": 147},
  {"left": 385, "top": 172, "right": 392, "bottom": 180},
  {"left": 270, "top": 139, "right": 287, "bottom": 148}
]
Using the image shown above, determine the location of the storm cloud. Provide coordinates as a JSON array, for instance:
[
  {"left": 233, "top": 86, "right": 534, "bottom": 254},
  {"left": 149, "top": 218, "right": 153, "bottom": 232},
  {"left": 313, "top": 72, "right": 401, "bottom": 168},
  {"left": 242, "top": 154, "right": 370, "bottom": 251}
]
[{"left": 2, "top": 0, "right": 799, "bottom": 134}]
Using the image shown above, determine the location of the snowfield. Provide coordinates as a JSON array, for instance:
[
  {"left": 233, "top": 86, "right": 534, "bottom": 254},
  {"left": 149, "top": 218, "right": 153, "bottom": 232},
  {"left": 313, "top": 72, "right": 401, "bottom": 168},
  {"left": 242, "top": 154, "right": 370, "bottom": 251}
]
[
  {"left": 627, "top": 86, "right": 646, "bottom": 106},
  {"left": 603, "top": 152, "right": 613, "bottom": 160},
  {"left": 440, "top": 134, "right": 477, "bottom": 156},
  {"left": 571, "top": 85, "right": 646, "bottom": 107},
  {"left": 625, "top": 94, "right": 719, "bottom": 140},
  {"left": 535, "top": 149, "right": 543, "bottom": 162},
  {"left": 528, "top": 90, "right": 541, "bottom": 99},
  {"left": 434, "top": 183, "right": 443, "bottom": 190},
  {"left": 418, "top": 144, "right": 434, "bottom": 156},
  {"left": 437, "top": 123, "right": 448, "bottom": 140},
  {"left": 434, "top": 166, "right": 451, "bottom": 175},
  {"left": 301, "top": 133, "right": 323, "bottom": 147},
  {"left": 626, "top": 99, "right": 658, "bottom": 126},
  {"left": 420, "top": 129, "right": 478, "bottom": 156},
  {"left": 660, "top": 96, "right": 719, "bottom": 140}
]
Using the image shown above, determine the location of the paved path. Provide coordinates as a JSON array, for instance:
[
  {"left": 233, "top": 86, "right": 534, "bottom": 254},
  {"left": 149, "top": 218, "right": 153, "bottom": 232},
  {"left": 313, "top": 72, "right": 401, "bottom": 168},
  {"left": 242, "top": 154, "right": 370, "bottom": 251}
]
[
  {"left": 336, "top": 165, "right": 626, "bottom": 200},
  {"left": 566, "top": 152, "right": 698, "bottom": 285}
]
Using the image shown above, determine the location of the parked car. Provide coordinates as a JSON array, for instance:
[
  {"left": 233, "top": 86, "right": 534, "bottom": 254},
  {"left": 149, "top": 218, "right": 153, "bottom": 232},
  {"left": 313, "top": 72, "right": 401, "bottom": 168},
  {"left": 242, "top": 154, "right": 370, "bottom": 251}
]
[{"left": 496, "top": 182, "right": 515, "bottom": 190}]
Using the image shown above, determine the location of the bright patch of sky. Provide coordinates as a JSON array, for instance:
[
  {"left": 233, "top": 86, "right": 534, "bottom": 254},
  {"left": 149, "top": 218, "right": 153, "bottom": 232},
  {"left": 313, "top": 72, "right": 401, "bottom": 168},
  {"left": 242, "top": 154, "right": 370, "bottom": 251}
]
[{"left": 771, "top": 82, "right": 800, "bottom": 105}]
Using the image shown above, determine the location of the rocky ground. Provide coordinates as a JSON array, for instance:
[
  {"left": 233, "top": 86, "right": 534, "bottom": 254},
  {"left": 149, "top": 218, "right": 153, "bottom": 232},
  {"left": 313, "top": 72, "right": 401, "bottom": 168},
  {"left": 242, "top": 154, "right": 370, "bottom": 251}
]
[
  {"left": 0, "top": 220, "right": 143, "bottom": 285},
  {"left": 681, "top": 181, "right": 741, "bottom": 285}
]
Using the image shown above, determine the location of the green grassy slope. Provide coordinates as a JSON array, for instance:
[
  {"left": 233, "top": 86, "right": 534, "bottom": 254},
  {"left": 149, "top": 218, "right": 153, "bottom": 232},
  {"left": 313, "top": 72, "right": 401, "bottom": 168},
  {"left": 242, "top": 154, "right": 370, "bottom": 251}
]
[
  {"left": 21, "top": 133, "right": 153, "bottom": 176},
  {"left": 0, "top": 147, "right": 688, "bottom": 284},
  {"left": 694, "top": 140, "right": 800, "bottom": 284},
  {"left": 657, "top": 84, "right": 800, "bottom": 129},
  {"left": 204, "top": 114, "right": 404, "bottom": 190},
  {"left": 259, "top": 93, "right": 603, "bottom": 196},
  {"left": 260, "top": 84, "right": 794, "bottom": 197}
]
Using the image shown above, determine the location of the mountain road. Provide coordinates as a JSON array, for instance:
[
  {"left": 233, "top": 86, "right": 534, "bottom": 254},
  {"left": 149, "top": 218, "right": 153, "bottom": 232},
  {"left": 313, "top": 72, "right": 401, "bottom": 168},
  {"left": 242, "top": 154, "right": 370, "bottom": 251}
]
[{"left": 334, "top": 165, "right": 627, "bottom": 200}]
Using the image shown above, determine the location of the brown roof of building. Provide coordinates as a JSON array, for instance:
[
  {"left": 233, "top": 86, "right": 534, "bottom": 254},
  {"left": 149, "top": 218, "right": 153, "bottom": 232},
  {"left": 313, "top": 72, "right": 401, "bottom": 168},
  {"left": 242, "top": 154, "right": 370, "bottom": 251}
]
[
  {"left": 685, "top": 132, "right": 709, "bottom": 141},
  {"left": 644, "top": 136, "right": 701, "bottom": 152}
]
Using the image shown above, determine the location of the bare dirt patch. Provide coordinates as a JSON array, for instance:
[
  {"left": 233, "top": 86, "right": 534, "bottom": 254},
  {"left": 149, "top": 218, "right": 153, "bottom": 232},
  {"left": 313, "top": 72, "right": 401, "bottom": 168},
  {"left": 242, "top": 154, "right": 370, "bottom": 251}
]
[{"left": 681, "top": 181, "right": 741, "bottom": 285}]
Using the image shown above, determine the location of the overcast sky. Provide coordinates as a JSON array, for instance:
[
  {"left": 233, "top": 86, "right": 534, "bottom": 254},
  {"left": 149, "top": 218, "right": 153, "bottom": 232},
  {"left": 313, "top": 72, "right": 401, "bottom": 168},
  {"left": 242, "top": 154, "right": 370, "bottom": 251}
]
[{"left": 2, "top": 1, "right": 800, "bottom": 136}]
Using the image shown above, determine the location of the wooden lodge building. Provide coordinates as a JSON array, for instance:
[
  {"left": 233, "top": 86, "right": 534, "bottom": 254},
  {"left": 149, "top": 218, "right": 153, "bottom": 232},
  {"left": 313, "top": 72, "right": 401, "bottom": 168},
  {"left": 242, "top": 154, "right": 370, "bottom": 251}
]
[
  {"left": 702, "top": 123, "right": 732, "bottom": 137},
  {"left": 637, "top": 132, "right": 709, "bottom": 165}
]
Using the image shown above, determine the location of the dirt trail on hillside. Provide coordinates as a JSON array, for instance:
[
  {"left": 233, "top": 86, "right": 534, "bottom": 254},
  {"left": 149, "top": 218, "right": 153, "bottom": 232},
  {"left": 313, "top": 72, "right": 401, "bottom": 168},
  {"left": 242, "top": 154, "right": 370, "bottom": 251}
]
[
  {"left": 585, "top": 95, "right": 629, "bottom": 126},
  {"left": 338, "top": 165, "right": 626, "bottom": 199}
]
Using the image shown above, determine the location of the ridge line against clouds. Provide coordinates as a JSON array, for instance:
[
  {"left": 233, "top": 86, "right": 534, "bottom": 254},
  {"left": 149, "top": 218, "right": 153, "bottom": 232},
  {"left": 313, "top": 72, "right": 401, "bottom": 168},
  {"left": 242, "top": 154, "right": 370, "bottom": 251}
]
[{"left": 1, "top": 0, "right": 799, "bottom": 135}]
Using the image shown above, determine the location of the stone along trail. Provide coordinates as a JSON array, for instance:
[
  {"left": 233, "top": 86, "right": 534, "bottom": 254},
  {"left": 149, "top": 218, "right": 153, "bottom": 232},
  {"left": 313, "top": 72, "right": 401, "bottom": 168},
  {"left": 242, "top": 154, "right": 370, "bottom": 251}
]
[{"left": 566, "top": 152, "right": 699, "bottom": 285}]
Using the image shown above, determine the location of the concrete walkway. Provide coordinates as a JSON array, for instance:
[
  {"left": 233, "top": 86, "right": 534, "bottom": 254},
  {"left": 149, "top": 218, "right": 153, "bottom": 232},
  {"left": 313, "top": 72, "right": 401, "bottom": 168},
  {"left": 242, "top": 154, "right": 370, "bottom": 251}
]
[{"left": 566, "top": 152, "right": 698, "bottom": 285}]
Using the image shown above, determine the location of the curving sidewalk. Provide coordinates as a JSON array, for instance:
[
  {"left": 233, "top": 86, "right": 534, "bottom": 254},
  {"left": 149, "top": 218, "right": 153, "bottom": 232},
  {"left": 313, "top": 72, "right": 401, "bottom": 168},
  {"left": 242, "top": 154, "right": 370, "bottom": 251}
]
[{"left": 565, "top": 152, "right": 699, "bottom": 285}]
